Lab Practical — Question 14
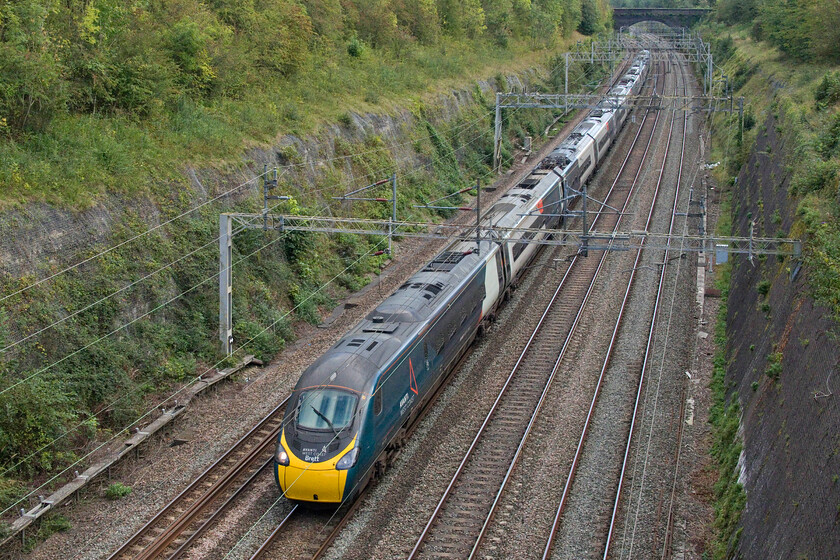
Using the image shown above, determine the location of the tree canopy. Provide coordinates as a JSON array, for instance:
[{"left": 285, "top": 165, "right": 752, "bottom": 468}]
[
  {"left": 716, "top": 0, "right": 840, "bottom": 63},
  {"left": 0, "top": 0, "right": 611, "bottom": 135}
]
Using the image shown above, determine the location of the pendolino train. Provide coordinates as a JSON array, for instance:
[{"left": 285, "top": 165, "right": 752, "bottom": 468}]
[{"left": 274, "top": 50, "right": 650, "bottom": 505}]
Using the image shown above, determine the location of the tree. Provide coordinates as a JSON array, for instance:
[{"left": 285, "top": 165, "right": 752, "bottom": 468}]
[
  {"left": 577, "top": 0, "right": 601, "bottom": 35},
  {"left": 0, "top": 0, "right": 67, "bottom": 132},
  {"left": 394, "top": 0, "right": 440, "bottom": 43},
  {"left": 560, "top": 0, "right": 582, "bottom": 36},
  {"left": 716, "top": 0, "right": 757, "bottom": 24},
  {"left": 354, "top": 0, "right": 399, "bottom": 47},
  {"left": 438, "top": 0, "right": 486, "bottom": 38},
  {"left": 806, "top": 0, "right": 840, "bottom": 63},
  {"left": 529, "top": 0, "right": 564, "bottom": 46},
  {"left": 758, "top": 0, "right": 811, "bottom": 61}
]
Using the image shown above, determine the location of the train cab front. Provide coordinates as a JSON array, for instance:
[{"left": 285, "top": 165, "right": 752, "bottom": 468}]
[{"left": 274, "top": 387, "right": 360, "bottom": 505}]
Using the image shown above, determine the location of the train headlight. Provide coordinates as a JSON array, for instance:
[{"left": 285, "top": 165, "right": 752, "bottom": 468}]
[
  {"left": 276, "top": 442, "right": 290, "bottom": 466},
  {"left": 335, "top": 447, "right": 358, "bottom": 470}
]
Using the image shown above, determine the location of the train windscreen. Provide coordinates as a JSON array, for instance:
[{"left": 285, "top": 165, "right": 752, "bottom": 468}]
[{"left": 296, "top": 389, "right": 358, "bottom": 431}]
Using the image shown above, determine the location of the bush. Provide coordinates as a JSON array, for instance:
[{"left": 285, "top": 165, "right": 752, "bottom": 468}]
[
  {"left": 28, "top": 514, "right": 70, "bottom": 551},
  {"left": 743, "top": 107, "right": 756, "bottom": 131},
  {"left": 347, "top": 36, "right": 366, "bottom": 58},
  {"left": 0, "top": 44, "right": 67, "bottom": 133},
  {"left": 815, "top": 71, "right": 840, "bottom": 108},
  {"left": 233, "top": 319, "right": 284, "bottom": 360},
  {"left": 0, "top": 379, "right": 78, "bottom": 476},
  {"left": 790, "top": 158, "right": 840, "bottom": 196},
  {"left": 765, "top": 352, "right": 783, "bottom": 379},
  {"left": 757, "top": 279, "right": 771, "bottom": 296},
  {"left": 808, "top": 222, "right": 840, "bottom": 321},
  {"left": 105, "top": 482, "right": 132, "bottom": 500},
  {"left": 816, "top": 113, "right": 840, "bottom": 159},
  {"left": 0, "top": 477, "right": 26, "bottom": 512},
  {"left": 713, "top": 35, "right": 736, "bottom": 63}
]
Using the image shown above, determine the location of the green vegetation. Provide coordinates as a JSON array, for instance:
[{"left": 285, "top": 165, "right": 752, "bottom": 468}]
[
  {"left": 708, "top": 197, "right": 746, "bottom": 560},
  {"left": 610, "top": 0, "right": 710, "bottom": 7},
  {"left": 22, "top": 513, "right": 70, "bottom": 552},
  {"left": 105, "top": 481, "right": 132, "bottom": 500},
  {"left": 704, "top": 21, "right": 840, "bottom": 322},
  {"left": 765, "top": 351, "right": 783, "bottom": 380},
  {"left": 716, "top": 0, "right": 840, "bottom": 63},
  {"left": 703, "top": 6, "right": 840, "bottom": 556},
  {"left": 0, "top": 0, "right": 611, "bottom": 208}
]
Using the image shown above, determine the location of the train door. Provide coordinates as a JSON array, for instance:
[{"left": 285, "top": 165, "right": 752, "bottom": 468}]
[
  {"left": 542, "top": 181, "right": 562, "bottom": 229},
  {"left": 500, "top": 241, "right": 513, "bottom": 290},
  {"left": 371, "top": 375, "right": 388, "bottom": 456},
  {"left": 482, "top": 253, "right": 501, "bottom": 316}
]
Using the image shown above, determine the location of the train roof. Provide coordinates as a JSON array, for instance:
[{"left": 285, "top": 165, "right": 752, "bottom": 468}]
[
  {"left": 296, "top": 350, "right": 381, "bottom": 394},
  {"left": 294, "top": 238, "right": 491, "bottom": 395}
]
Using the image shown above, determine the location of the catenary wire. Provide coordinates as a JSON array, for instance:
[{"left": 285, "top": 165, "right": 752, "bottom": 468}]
[
  {"left": 221, "top": 55, "right": 640, "bottom": 559},
  {"left": 0, "top": 234, "right": 390, "bottom": 517},
  {"left": 6, "top": 47, "right": 615, "bottom": 535},
  {"left": 0, "top": 54, "right": 605, "bottom": 396},
  {"left": 0, "top": 79, "right": 554, "bottom": 505}
]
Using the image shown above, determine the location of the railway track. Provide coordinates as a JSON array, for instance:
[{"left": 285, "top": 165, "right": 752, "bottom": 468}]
[
  {"left": 101, "top": 53, "right": 640, "bottom": 560},
  {"left": 107, "top": 398, "right": 289, "bottom": 560},
  {"left": 604, "top": 51, "right": 691, "bottom": 560},
  {"left": 609, "top": 50, "right": 698, "bottom": 560},
  {"left": 247, "top": 490, "right": 365, "bottom": 560},
  {"left": 407, "top": 54, "right": 669, "bottom": 560},
  {"left": 245, "top": 308, "right": 474, "bottom": 560},
  {"left": 104, "top": 52, "right": 662, "bottom": 560},
  {"left": 541, "top": 49, "right": 694, "bottom": 559}
]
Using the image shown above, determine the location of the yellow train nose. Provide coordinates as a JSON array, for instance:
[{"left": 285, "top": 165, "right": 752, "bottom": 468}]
[
  {"left": 281, "top": 464, "right": 342, "bottom": 502},
  {"left": 277, "top": 432, "right": 355, "bottom": 503}
]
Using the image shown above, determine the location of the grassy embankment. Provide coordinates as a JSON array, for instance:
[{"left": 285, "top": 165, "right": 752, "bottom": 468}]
[
  {"left": 0, "top": 38, "right": 560, "bottom": 209},
  {"left": 701, "top": 21, "right": 840, "bottom": 559}
]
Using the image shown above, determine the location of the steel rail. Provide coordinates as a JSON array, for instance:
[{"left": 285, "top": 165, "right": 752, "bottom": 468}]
[
  {"left": 656, "top": 56, "right": 695, "bottom": 560},
  {"left": 248, "top": 308, "right": 472, "bottom": 560},
  {"left": 132, "top": 425, "right": 283, "bottom": 560},
  {"left": 248, "top": 504, "right": 299, "bottom": 560},
  {"left": 603, "top": 50, "right": 690, "bottom": 560},
  {"left": 108, "top": 397, "right": 289, "bottom": 560},
  {"left": 309, "top": 486, "right": 370, "bottom": 560},
  {"left": 410, "top": 53, "right": 667, "bottom": 560},
  {"left": 168, "top": 458, "right": 275, "bottom": 559},
  {"left": 107, "top": 56, "right": 643, "bottom": 560},
  {"left": 542, "top": 52, "right": 675, "bottom": 560},
  {"left": 469, "top": 52, "right": 671, "bottom": 560}
]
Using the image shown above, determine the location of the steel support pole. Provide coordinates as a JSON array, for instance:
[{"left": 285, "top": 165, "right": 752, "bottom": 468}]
[
  {"left": 219, "top": 214, "right": 233, "bottom": 355},
  {"left": 708, "top": 52, "right": 713, "bottom": 98},
  {"left": 390, "top": 172, "right": 396, "bottom": 255},
  {"left": 493, "top": 93, "right": 502, "bottom": 173},
  {"left": 476, "top": 179, "right": 481, "bottom": 256},
  {"left": 565, "top": 52, "right": 569, "bottom": 114}
]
